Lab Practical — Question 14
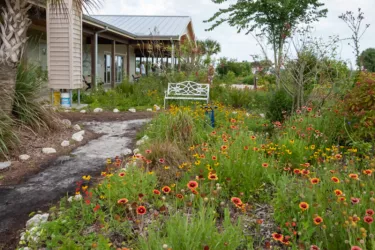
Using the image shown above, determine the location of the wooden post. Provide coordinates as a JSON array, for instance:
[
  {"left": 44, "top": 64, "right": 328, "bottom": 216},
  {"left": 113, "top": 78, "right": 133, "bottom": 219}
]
[
  {"left": 111, "top": 40, "right": 116, "bottom": 88},
  {"left": 126, "top": 45, "right": 130, "bottom": 79},
  {"left": 91, "top": 35, "right": 96, "bottom": 85}
]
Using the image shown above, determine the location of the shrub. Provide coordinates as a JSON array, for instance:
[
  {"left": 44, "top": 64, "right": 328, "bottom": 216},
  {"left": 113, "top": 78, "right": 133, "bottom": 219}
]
[
  {"left": 266, "top": 89, "right": 293, "bottom": 122},
  {"left": 0, "top": 111, "right": 18, "bottom": 159},
  {"left": 242, "top": 75, "right": 254, "bottom": 85},
  {"left": 13, "top": 63, "right": 59, "bottom": 131}
]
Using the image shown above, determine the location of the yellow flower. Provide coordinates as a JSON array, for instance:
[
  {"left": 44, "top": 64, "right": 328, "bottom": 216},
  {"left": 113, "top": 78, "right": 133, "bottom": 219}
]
[
  {"left": 214, "top": 162, "right": 220, "bottom": 166},
  {"left": 107, "top": 173, "right": 113, "bottom": 178},
  {"left": 289, "top": 140, "right": 295, "bottom": 144},
  {"left": 171, "top": 183, "right": 176, "bottom": 188},
  {"left": 195, "top": 160, "right": 201, "bottom": 166},
  {"left": 148, "top": 171, "right": 154, "bottom": 175},
  {"left": 310, "top": 145, "right": 316, "bottom": 150},
  {"left": 164, "top": 166, "right": 170, "bottom": 170},
  {"left": 100, "top": 195, "right": 106, "bottom": 199},
  {"left": 82, "top": 175, "right": 91, "bottom": 181},
  {"left": 106, "top": 158, "right": 112, "bottom": 164}
]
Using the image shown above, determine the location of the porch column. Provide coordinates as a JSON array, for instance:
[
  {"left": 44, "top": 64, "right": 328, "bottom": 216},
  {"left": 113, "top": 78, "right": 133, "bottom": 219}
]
[
  {"left": 111, "top": 40, "right": 116, "bottom": 88},
  {"left": 126, "top": 45, "right": 130, "bottom": 78},
  {"left": 91, "top": 35, "right": 96, "bottom": 86}
]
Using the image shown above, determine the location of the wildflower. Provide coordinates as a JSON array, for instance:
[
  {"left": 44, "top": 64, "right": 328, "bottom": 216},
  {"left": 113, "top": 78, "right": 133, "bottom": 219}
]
[
  {"left": 310, "top": 178, "right": 320, "bottom": 185},
  {"left": 366, "top": 209, "right": 375, "bottom": 216},
  {"left": 210, "top": 131, "right": 217, "bottom": 136},
  {"left": 208, "top": 172, "right": 218, "bottom": 181},
  {"left": 244, "top": 146, "right": 249, "bottom": 150},
  {"left": 164, "top": 166, "right": 170, "bottom": 170},
  {"left": 271, "top": 233, "right": 283, "bottom": 241},
  {"left": 118, "top": 172, "right": 126, "bottom": 177},
  {"left": 93, "top": 204, "right": 100, "bottom": 212},
  {"left": 221, "top": 145, "right": 228, "bottom": 150},
  {"left": 294, "top": 169, "right": 301, "bottom": 174},
  {"left": 351, "top": 247, "right": 362, "bottom": 250},
  {"left": 310, "top": 245, "right": 320, "bottom": 250},
  {"left": 117, "top": 198, "right": 128, "bottom": 204},
  {"left": 145, "top": 149, "right": 152, "bottom": 154},
  {"left": 331, "top": 177, "right": 340, "bottom": 183},
  {"left": 159, "top": 158, "right": 165, "bottom": 164},
  {"left": 363, "top": 169, "right": 373, "bottom": 176},
  {"left": 299, "top": 202, "right": 309, "bottom": 211},
  {"left": 162, "top": 186, "right": 171, "bottom": 194},
  {"left": 81, "top": 185, "right": 88, "bottom": 191},
  {"left": 250, "top": 135, "right": 256, "bottom": 140},
  {"left": 82, "top": 175, "right": 91, "bottom": 181},
  {"left": 310, "top": 145, "right": 316, "bottom": 150},
  {"left": 364, "top": 216, "right": 374, "bottom": 224},
  {"left": 231, "top": 197, "right": 243, "bottom": 206},
  {"left": 101, "top": 172, "right": 107, "bottom": 176},
  {"left": 314, "top": 216, "right": 323, "bottom": 225},
  {"left": 307, "top": 107, "right": 312, "bottom": 112},
  {"left": 349, "top": 174, "right": 359, "bottom": 180},
  {"left": 187, "top": 181, "right": 198, "bottom": 190},
  {"left": 351, "top": 197, "right": 360, "bottom": 204},
  {"left": 262, "top": 163, "right": 269, "bottom": 168},
  {"left": 334, "top": 189, "right": 343, "bottom": 196},
  {"left": 212, "top": 156, "right": 217, "bottom": 161},
  {"left": 335, "top": 154, "right": 342, "bottom": 160},
  {"left": 136, "top": 206, "right": 147, "bottom": 215},
  {"left": 289, "top": 139, "right": 295, "bottom": 144},
  {"left": 176, "top": 194, "right": 184, "bottom": 199},
  {"left": 302, "top": 169, "right": 310, "bottom": 175}
]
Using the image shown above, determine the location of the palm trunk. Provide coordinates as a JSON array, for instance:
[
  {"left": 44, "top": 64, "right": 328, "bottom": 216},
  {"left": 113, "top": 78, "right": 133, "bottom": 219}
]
[{"left": 0, "top": 0, "right": 31, "bottom": 115}]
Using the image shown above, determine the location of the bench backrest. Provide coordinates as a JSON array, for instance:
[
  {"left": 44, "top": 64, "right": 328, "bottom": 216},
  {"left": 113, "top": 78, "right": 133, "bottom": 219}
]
[{"left": 167, "top": 81, "right": 209, "bottom": 97}]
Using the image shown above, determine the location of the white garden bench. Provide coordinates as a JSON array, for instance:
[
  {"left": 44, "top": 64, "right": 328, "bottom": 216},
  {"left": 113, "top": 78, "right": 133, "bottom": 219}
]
[{"left": 164, "top": 81, "right": 210, "bottom": 109}]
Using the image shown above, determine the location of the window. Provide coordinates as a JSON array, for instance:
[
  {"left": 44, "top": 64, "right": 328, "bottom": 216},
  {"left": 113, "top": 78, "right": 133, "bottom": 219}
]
[{"left": 116, "top": 56, "right": 124, "bottom": 83}]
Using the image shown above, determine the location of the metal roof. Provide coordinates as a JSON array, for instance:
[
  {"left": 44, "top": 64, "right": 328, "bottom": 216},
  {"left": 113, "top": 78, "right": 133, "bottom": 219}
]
[{"left": 89, "top": 15, "right": 192, "bottom": 40}]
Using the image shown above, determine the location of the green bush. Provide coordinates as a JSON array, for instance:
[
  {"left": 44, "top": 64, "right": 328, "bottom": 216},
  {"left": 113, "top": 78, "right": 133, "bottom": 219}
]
[
  {"left": 266, "top": 89, "right": 293, "bottom": 122},
  {"left": 242, "top": 75, "right": 254, "bottom": 85},
  {"left": 0, "top": 111, "right": 18, "bottom": 159}
]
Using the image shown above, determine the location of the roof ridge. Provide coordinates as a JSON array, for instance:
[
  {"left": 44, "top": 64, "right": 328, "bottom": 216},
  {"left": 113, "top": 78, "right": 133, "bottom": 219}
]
[{"left": 91, "top": 14, "right": 191, "bottom": 18}]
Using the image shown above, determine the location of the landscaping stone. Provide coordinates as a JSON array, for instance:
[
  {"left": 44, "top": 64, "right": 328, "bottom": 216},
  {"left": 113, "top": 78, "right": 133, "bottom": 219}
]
[
  {"left": 61, "top": 119, "right": 72, "bottom": 127},
  {"left": 146, "top": 108, "right": 153, "bottom": 112},
  {"left": 260, "top": 113, "right": 265, "bottom": 118},
  {"left": 80, "top": 110, "right": 86, "bottom": 113},
  {"left": 129, "top": 108, "right": 136, "bottom": 113},
  {"left": 154, "top": 104, "right": 161, "bottom": 111},
  {"left": 73, "top": 124, "right": 81, "bottom": 131},
  {"left": 72, "top": 131, "right": 84, "bottom": 142},
  {"left": 19, "top": 155, "right": 31, "bottom": 161},
  {"left": 61, "top": 140, "right": 70, "bottom": 147},
  {"left": 122, "top": 148, "right": 133, "bottom": 155},
  {"left": 42, "top": 148, "right": 56, "bottom": 154},
  {"left": 26, "top": 214, "right": 49, "bottom": 229},
  {"left": 93, "top": 108, "right": 103, "bottom": 113},
  {"left": 113, "top": 108, "right": 120, "bottom": 113},
  {"left": 0, "top": 161, "right": 11, "bottom": 171}
]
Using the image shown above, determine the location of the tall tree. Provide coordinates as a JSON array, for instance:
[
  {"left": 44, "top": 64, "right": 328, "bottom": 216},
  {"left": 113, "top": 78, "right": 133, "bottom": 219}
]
[
  {"left": 205, "top": 0, "right": 327, "bottom": 89},
  {"left": 359, "top": 48, "right": 375, "bottom": 72},
  {"left": 0, "top": 0, "right": 100, "bottom": 115},
  {"left": 197, "top": 39, "right": 221, "bottom": 65},
  {"left": 339, "top": 8, "right": 370, "bottom": 71}
]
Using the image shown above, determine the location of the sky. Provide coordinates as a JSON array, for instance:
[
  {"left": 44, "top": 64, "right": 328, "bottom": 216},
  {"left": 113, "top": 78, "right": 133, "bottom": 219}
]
[{"left": 92, "top": 0, "right": 375, "bottom": 68}]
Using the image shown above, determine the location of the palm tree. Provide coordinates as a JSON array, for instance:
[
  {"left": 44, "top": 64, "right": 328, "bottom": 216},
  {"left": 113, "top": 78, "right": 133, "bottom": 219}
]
[
  {"left": 0, "top": 0, "right": 100, "bottom": 115},
  {"left": 197, "top": 39, "right": 221, "bottom": 66}
]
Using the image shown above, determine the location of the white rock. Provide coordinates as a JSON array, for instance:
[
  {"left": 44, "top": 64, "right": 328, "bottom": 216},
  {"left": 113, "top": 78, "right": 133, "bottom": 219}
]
[
  {"left": 246, "top": 113, "right": 250, "bottom": 117},
  {"left": 153, "top": 104, "right": 161, "bottom": 111},
  {"left": 61, "top": 140, "right": 70, "bottom": 147},
  {"left": 64, "top": 110, "right": 70, "bottom": 113},
  {"left": 93, "top": 108, "right": 103, "bottom": 113},
  {"left": 0, "top": 161, "right": 11, "bottom": 170},
  {"left": 146, "top": 108, "right": 153, "bottom": 112},
  {"left": 232, "top": 111, "right": 237, "bottom": 114},
  {"left": 141, "top": 135, "right": 149, "bottom": 141},
  {"left": 19, "top": 155, "right": 30, "bottom": 161},
  {"left": 113, "top": 108, "right": 120, "bottom": 113},
  {"left": 128, "top": 108, "right": 136, "bottom": 113},
  {"left": 136, "top": 139, "right": 144, "bottom": 146},
  {"left": 72, "top": 131, "right": 84, "bottom": 142},
  {"left": 73, "top": 124, "right": 81, "bottom": 131},
  {"left": 133, "top": 148, "right": 140, "bottom": 154},
  {"left": 74, "top": 130, "right": 85, "bottom": 136},
  {"left": 26, "top": 214, "right": 49, "bottom": 229},
  {"left": 67, "top": 196, "right": 73, "bottom": 203},
  {"left": 260, "top": 113, "right": 265, "bottom": 118},
  {"left": 61, "top": 119, "right": 71, "bottom": 127},
  {"left": 42, "top": 148, "right": 56, "bottom": 154},
  {"left": 80, "top": 109, "right": 86, "bottom": 113},
  {"left": 122, "top": 148, "right": 133, "bottom": 155}
]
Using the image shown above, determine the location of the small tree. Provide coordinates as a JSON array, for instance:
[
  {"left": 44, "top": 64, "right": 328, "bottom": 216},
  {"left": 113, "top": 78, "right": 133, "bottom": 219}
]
[
  {"left": 339, "top": 8, "right": 370, "bottom": 70},
  {"left": 359, "top": 48, "right": 375, "bottom": 72},
  {"left": 205, "top": 0, "right": 327, "bottom": 89},
  {"left": 197, "top": 39, "right": 221, "bottom": 65}
]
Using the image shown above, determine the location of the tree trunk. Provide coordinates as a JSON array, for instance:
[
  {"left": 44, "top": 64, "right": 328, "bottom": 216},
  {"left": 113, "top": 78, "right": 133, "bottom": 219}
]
[{"left": 0, "top": 64, "right": 17, "bottom": 114}]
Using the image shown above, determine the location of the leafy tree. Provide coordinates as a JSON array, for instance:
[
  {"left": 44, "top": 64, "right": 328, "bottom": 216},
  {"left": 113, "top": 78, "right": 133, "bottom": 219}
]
[
  {"left": 205, "top": 0, "right": 328, "bottom": 89},
  {"left": 359, "top": 48, "right": 375, "bottom": 72},
  {"left": 339, "top": 8, "right": 370, "bottom": 70}
]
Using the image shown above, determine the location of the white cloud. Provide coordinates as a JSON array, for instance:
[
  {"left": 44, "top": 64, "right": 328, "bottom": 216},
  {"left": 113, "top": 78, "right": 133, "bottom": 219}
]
[{"left": 92, "top": 0, "right": 375, "bottom": 65}]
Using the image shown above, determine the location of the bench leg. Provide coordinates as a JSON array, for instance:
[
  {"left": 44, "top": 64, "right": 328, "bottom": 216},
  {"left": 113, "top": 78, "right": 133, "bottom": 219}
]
[{"left": 164, "top": 98, "right": 167, "bottom": 110}]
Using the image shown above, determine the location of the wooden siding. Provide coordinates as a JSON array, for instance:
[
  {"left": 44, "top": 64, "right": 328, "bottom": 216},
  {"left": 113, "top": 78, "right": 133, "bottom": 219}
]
[{"left": 47, "top": 0, "right": 82, "bottom": 89}]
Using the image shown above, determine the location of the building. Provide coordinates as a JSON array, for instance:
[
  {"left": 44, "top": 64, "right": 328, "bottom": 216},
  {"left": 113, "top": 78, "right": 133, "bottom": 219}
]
[{"left": 22, "top": 0, "right": 196, "bottom": 92}]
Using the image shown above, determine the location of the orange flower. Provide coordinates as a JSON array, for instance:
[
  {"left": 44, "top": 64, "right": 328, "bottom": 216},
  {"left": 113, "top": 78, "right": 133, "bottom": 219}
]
[
  {"left": 351, "top": 246, "right": 362, "bottom": 250},
  {"left": 299, "top": 202, "right": 309, "bottom": 211},
  {"left": 211, "top": 156, "right": 217, "bottom": 161},
  {"left": 349, "top": 173, "right": 359, "bottom": 180},
  {"left": 334, "top": 154, "right": 342, "bottom": 160},
  {"left": 302, "top": 169, "right": 310, "bottom": 175},
  {"left": 366, "top": 209, "right": 375, "bottom": 216},
  {"left": 294, "top": 169, "right": 301, "bottom": 174},
  {"left": 162, "top": 186, "right": 171, "bottom": 194},
  {"left": 208, "top": 172, "right": 218, "bottom": 181},
  {"left": 250, "top": 135, "right": 257, "bottom": 140},
  {"left": 310, "top": 245, "right": 320, "bottom": 250},
  {"left": 244, "top": 146, "right": 249, "bottom": 150},
  {"left": 271, "top": 233, "right": 283, "bottom": 241},
  {"left": 334, "top": 189, "right": 343, "bottom": 196},
  {"left": 118, "top": 172, "right": 126, "bottom": 177},
  {"left": 262, "top": 163, "right": 269, "bottom": 168},
  {"left": 117, "top": 198, "right": 128, "bottom": 204},
  {"left": 187, "top": 181, "right": 198, "bottom": 190},
  {"left": 363, "top": 169, "right": 373, "bottom": 176},
  {"left": 313, "top": 216, "right": 323, "bottom": 225},
  {"left": 364, "top": 216, "right": 374, "bottom": 224},
  {"left": 331, "top": 177, "right": 340, "bottom": 183},
  {"left": 176, "top": 194, "right": 184, "bottom": 200},
  {"left": 310, "top": 178, "right": 320, "bottom": 184},
  {"left": 351, "top": 197, "right": 360, "bottom": 204},
  {"left": 221, "top": 145, "right": 228, "bottom": 150},
  {"left": 153, "top": 189, "right": 161, "bottom": 195},
  {"left": 231, "top": 197, "right": 243, "bottom": 206},
  {"left": 136, "top": 206, "right": 147, "bottom": 215}
]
